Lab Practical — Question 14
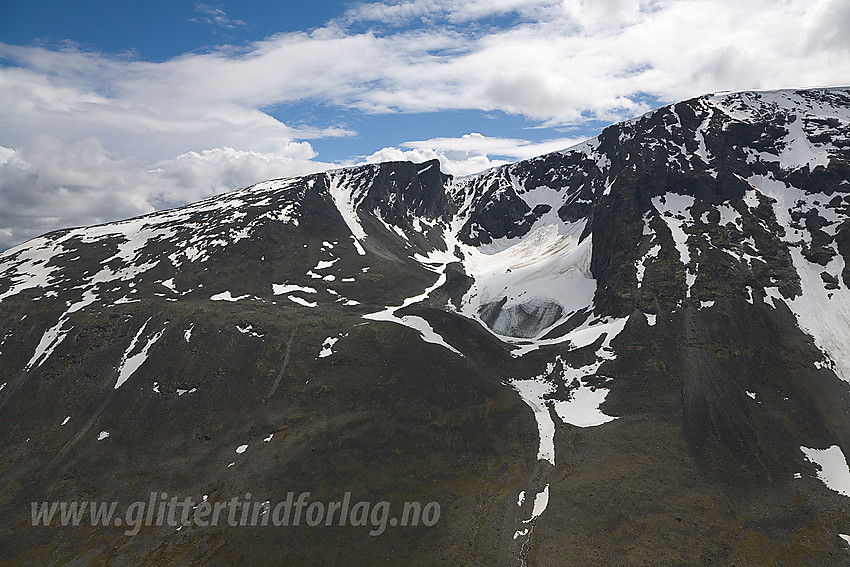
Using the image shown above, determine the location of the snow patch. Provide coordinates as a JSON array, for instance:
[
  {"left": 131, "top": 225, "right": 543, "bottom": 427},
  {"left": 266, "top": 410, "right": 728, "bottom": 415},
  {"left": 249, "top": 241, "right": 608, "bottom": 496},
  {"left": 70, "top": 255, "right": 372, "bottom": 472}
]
[
  {"left": 115, "top": 320, "right": 165, "bottom": 389},
  {"left": 397, "top": 315, "right": 462, "bottom": 355},
  {"left": 318, "top": 334, "right": 344, "bottom": 358},
  {"left": 635, "top": 244, "right": 660, "bottom": 286},
  {"left": 210, "top": 291, "right": 250, "bottom": 302},
  {"left": 288, "top": 296, "right": 317, "bottom": 308},
  {"left": 522, "top": 485, "right": 550, "bottom": 523},
  {"left": 327, "top": 173, "right": 367, "bottom": 254},
  {"left": 801, "top": 445, "right": 850, "bottom": 497},
  {"left": 314, "top": 258, "right": 339, "bottom": 270},
  {"left": 651, "top": 193, "right": 695, "bottom": 266},
  {"left": 25, "top": 318, "right": 72, "bottom": 370},
  {"left": 273, "top": 283, "right": 317, "bottom": 295},
  {"left": 236, "top": 324, "right": 264, "bottom": 338},
  {"left": 509, "top": 379, "right": 555, "bottom": 465},
  {"left": 553, "top": 386, "right": 616, "bottom": 427}
]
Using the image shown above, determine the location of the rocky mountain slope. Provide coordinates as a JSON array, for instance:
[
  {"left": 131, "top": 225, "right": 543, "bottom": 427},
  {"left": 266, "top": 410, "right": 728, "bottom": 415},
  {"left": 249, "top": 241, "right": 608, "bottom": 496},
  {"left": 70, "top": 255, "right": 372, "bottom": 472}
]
[{"left": 1, "top": 87, "right": 850, "bottom": 565}]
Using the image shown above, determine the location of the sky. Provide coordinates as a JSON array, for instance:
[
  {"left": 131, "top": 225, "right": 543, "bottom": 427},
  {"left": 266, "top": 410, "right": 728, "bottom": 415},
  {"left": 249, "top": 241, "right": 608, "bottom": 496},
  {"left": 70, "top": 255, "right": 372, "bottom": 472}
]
[{"left": 1, "top": 0, "right": 849, "bottom": 251}]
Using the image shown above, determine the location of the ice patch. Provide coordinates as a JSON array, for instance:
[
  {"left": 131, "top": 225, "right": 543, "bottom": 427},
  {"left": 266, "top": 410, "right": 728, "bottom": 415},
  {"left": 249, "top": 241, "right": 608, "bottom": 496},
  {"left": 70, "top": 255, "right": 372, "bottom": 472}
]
[{"left": 461, "top": 224, "right": 594, "bottom": 340}]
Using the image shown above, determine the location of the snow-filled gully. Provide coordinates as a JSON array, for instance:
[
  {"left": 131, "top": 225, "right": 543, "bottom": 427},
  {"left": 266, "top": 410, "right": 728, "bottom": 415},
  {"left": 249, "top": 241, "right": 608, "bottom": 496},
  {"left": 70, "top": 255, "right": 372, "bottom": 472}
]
[{"left": 353, "top": 206, "right": 627, "bottom": 552}]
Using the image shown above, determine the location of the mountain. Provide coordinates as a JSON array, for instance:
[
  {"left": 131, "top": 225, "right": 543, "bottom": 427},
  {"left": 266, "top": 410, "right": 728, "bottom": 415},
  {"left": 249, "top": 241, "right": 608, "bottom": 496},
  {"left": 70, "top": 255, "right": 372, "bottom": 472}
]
[{"left": 1, "top": 87, "right": 850, "bottom": 566}]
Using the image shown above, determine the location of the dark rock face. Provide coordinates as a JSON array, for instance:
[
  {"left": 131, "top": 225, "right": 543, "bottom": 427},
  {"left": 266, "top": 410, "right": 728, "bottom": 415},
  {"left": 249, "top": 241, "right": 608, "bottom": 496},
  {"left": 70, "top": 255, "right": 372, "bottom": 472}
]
[{"left": 1, "top": 87, "right": 850, "bottom": 566}]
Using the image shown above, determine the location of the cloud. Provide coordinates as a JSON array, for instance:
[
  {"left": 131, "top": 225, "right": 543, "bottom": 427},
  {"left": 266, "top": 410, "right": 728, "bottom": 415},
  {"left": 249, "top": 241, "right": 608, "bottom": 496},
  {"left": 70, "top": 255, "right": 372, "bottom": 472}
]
[
  {"left": 0, "top": 138, "right": 159, "bottom": 251},
  {"left": 150, "top": 144, "right": 330, "bottom": 207},
  {"left": 191, "top": 4, "right": 247, "bottom": 29},
  {"left": 364, "top": 144, "right": 504, "bottom": 177},
  {"left": 400, "top": 132, "right": 584, "bottom": 158},
  {"left": 4, "top": 1, "right": 848, "bottom": 134},
  {"left": 362, "top": 132, "right": 584, "bottom": 176},
  {"left": 0, "top": 52, "right": 351, "bottom": 162},
  {"left": 342, "top": 0, "right": 557, "bottom": 25},
  {"left": 803, "top": 0, "right": 850, "bottom": 54},
  {"left": 0, "top": 138, "right": 334, "bottom": 251}
]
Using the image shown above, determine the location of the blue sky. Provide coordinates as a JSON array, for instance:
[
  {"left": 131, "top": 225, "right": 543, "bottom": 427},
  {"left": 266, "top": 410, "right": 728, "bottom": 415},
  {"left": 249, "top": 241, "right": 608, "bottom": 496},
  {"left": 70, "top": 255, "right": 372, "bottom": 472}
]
[
  {"left": 0, "top": 2, "right": 344, "bottom": 61},
  {"left": 1, "top": 0, "right": 849, "bottom": 250}
]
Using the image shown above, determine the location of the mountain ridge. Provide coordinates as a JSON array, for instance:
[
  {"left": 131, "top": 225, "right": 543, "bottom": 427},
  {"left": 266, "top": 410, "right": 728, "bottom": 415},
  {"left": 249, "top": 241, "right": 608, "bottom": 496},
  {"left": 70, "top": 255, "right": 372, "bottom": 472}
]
[{"left": 1, "top": 86, "right": 850, "bottom": 565}]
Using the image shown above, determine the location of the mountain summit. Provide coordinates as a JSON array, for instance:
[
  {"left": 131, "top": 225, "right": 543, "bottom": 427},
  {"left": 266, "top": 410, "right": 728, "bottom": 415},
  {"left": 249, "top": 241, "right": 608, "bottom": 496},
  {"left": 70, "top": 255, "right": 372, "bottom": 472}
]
[{"left": 2, "top": 87, "right": 850, "bottom": 565}]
